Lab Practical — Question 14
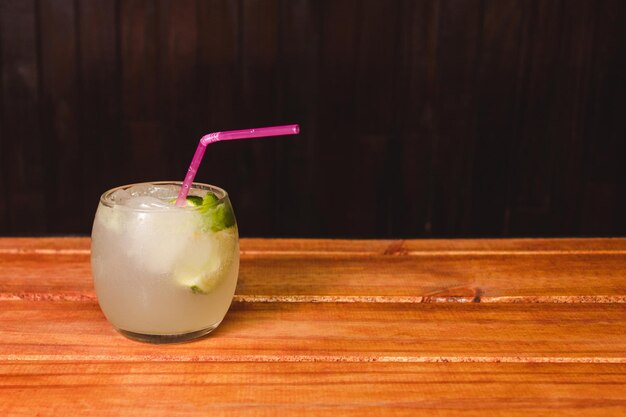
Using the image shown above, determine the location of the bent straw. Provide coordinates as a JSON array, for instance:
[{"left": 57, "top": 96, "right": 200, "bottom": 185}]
[{"left": 175, "top": 124, "right": 300, "bottom": 206}]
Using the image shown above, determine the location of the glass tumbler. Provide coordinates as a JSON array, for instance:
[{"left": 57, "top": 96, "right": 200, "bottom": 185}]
[{"left": 90, "top": 181, "right": 239, "bottom": 343}]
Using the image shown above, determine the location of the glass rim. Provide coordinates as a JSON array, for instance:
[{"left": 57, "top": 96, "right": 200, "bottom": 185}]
[{"left": 100, "top": 181, "right": 230, "bottom": 211}]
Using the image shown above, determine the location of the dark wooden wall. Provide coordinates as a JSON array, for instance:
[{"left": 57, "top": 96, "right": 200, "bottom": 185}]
[{"left": 1, "top": 0, "right": 624, "bottom": 237}]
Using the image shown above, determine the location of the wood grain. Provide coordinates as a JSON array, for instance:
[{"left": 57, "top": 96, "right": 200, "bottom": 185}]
[
  {"left": 1, "top": 237, "right": 625, "bottom": 415},
  {"left": 0, "top": 0, "right": 45, "bottom": 234},
  {"left": 236, "top": 0, "right": 280, "bottom": 236},
  {"left": 430, "top": 0, "right": 481, "bottom": 236},
  {"left": 158, "top": 0, "right": 199, "bottom": 182},
  {"left": 319, "top": 0, "right": 379, "bottom": 237},
  {"left": 274, "top": 0, "right": 322, "bottom": 236},
  {"left": 1, "top": 301, "right": 625, "bottom": 362},
  {"left": 395, "top": 0, "right": 438, "bottom": 237},
  {"left": 471, "top": 0, "right": 524, "bottom": 235},
  {"left": 77, "top": 0, "right": 124, "bottom": 200},
  {"left": 39, "top": 0, "right": 83, "bottom": 233},
  {"left": 580, "top": 0, "right": 626, "bottom": 235},
  {"left": 1, "top": 362, "right": 625, "bottom": 416},
  {"left": 1, "top": 238, "right": 625, "bottom": 302},
  {"left": 2, "top": 237, "right": 626, "bottom": 254},
  {"left": 548, "top": 0, "right": 597, "bottom": 235},
  {"left": 509, "top": 0, "right": 562, "bottom": 235},
  {"left": 120, "top": 0, "right": 167, "bottom": 183},
  {"left": 2, "top": 1, "right": 626, "bottom": 237}
]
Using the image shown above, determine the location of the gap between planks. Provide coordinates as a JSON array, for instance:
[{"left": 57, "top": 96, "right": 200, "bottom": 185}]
[
  {"left": 3, "top": 248, "right": 626, "bottom": 256},
  {"left": 1, "top": 292, "right": 625, "bottom": 303},
  {"left": 1, "top": 354, "right": 625, "bottom": 364}
]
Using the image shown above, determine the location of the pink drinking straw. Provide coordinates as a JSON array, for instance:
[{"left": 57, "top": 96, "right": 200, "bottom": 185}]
[{"left": 175, "top": 124, "right": 300, "bottom": 206}]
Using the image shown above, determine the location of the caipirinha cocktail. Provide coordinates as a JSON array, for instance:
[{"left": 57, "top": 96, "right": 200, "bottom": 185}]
[{"left": 91, "top": 182, "right": 239, "bottom": 343}]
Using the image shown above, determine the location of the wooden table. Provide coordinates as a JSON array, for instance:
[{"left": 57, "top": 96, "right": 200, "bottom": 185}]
[{"left": 1, "top": 237, "right": 625, "bottom": 415}]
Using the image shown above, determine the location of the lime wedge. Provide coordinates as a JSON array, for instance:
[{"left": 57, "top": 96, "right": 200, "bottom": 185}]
[
  {"left": 167, "top": 195, "right": 204, "bottom": 207},
  {"left": 186, "top": 195, "right": 203, "bottom": 206},
  {"left": 175, "top": 256, "right": 222, "bottom": 294},
  {"left": 174, "top": 228, "right": 238, "bottom": 294},
  {"left": 198, "top": 192, "right": 236, "bottom": 232}
]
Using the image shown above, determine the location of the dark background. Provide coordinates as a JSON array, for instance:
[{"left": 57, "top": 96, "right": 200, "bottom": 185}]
[{"left": 0, "top": 0, "right": 624, "bottom": 238}]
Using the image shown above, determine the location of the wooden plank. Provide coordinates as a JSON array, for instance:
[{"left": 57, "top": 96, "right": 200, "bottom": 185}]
[
  {"left": 1, "top": 238, "right": 625, "bottom": 301},
  {"left": 157, "top": 0, "right": 198, "bottom": 180},
  {"left": 196, "top": 0, "right": 284, "bottom": 236},
  {"left": 547, "top": 0, "right": 597, "bottom": 234},
  {"left": 77, "top": 0, "right": 124, "bottom": 210},
  {"left": 508, "top": 0, "right": 563, "bottom": 235},
  {"left": 2, "top": 247, "right": 625, "bottom": 301},
  {"left": 580, "top": 0, "right": 626, "bottom": 235},
  {"left": 3, "top": 237, "right": 626, "bottom": 255},
  {"left": 0, "top": 0, "right": 46, "bottom": 234},
  {"left": 39, "top": 0, "right": 83, "bottom": 233},
  {"left": 430, "top": 0, "right": 481, "bottom": 236},
  {"left": 314, "top": 0, "right": 410, "bottom": 237},
  {"left": 239, "top": 0, "right": 279, "bottom": 125},
  {"left": 471, "top": 0, "right": 524, "bottom": 235},
  {"left": 194, "top": 0, "right": 250, "bottom": 241},
  {"left": 1, "top": 301, "right": 625, "bottom": 361},
  {"left": 0, "top": 237, "right": 90, "bottom": 253},
  {"left": 317, "top": 0, "right": 359, "bottom": 132},
  {"left": 0, "top": 1, "right": 624, "bottom": 239},
  {"left": 0, "top": 253, "right": 93, "bottom": 296},
  {"left": 353, "top": 0, "right": 399, "bottom": 134},
  {"left": 317, "top": 0, "right": 362, "bottom": 237},
  {"left": 120, "top": 0, "right": 166, "bottom": 182},
  {"left": 274, "top": 0, "right": 322, "bottom": 236},
  {"left": 196, "top": 0, "right": 239, "bottom": 130},
  {"left": 350, "top": 0, "right": 401, "bottom": 237},
  {"left": 395, "top": 0, "right": 438, "bottom": 236},
  {"left": 1, "top": 236, "right": 625, "bottom": 414},
  {"left": 235, "top": 253, "right": 626, "bottom": 301},
  {"left": 1, "top": 362, "right": 625, "bottom": 416},
  {"left": 232, "top": 0, "right": 280, "bottom": 236}
]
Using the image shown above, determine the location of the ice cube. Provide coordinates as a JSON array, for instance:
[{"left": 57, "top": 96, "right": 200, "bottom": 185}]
[
  {"left": 126, "top": 184, "right": 180, "bottom": 200},
  {"left": 124, "top": 202, "right": 200, "bottom": 274},
  {"left": 149, "top": 184, "right": 180, "bottom": 200},
  {"left": 109, "top": 189, "right": 131, "bottom": 204},
  {"left": 126, "top": 196, "right": 172, "bottom": 209},
  {"left": 127, "top": 184, "right": 157, "bottom": 197}
]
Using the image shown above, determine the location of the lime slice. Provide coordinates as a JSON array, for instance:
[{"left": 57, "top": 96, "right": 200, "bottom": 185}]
[
  {"left": 168, "top": 195, "right": 204, "bottom": 207},
  {"left": 174, "top": 193, "right": 235, "bottom": 231},
  {"left": 174, "top": 228, "right": 238, "bottom": 294},
  {"left": 186, "top": 195, "right": 203, "bottom": 206},
  {"left": 198, "top": 192, "right": 236, "bottom": 232},
  {"left": 176, "top": 256, "right": 222, "bottom": 294}
]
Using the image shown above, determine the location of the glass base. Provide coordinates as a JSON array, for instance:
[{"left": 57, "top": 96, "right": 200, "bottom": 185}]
[{"left": 116, "top": 324, "right": 219, "bottom": 344}]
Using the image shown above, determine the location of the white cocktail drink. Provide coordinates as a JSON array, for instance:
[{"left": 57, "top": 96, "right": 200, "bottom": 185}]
[{"left": 91, "top": 182, "right": 239, "bottom": 343}]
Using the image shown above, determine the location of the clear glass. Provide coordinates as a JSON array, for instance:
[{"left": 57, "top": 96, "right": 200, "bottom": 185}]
[{"left": 90, "top": 181, "right": 239, "bottom": 343}]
